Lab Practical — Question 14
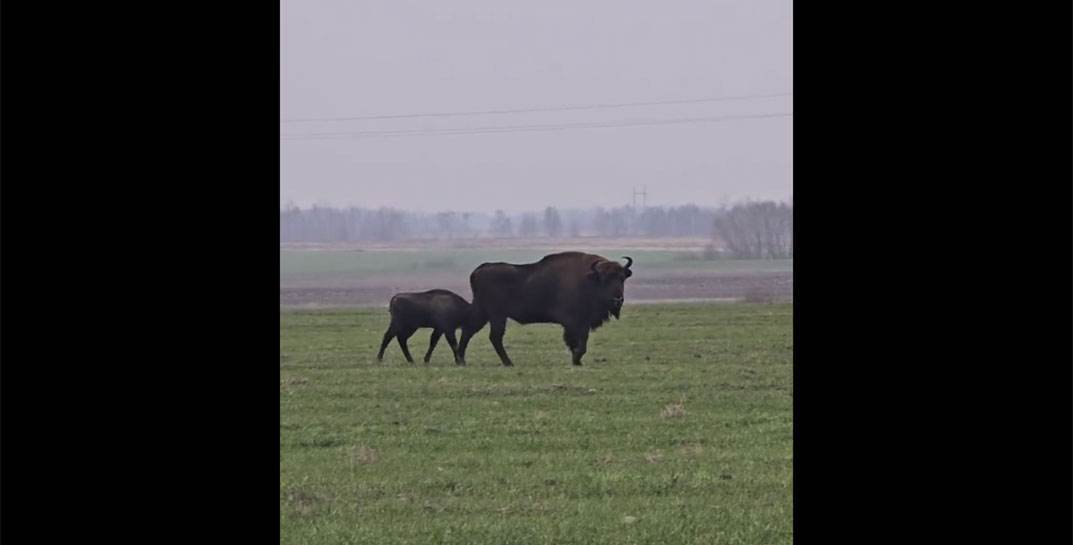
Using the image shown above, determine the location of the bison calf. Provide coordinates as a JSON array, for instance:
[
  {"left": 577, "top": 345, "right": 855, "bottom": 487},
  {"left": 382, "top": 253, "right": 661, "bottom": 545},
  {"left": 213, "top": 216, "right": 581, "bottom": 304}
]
[{"left": 376, "top": 289, "right": 471, "bottom": 364}]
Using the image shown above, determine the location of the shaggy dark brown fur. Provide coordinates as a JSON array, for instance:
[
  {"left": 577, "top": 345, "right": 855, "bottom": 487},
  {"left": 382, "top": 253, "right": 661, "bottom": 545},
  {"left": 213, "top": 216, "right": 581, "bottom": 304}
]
[{"left": 456, "top": 252, "right": 633, "bottom": 366}]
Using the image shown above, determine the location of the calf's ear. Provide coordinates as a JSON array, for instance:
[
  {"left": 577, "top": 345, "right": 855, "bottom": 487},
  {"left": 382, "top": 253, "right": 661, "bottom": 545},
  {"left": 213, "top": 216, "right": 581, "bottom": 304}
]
[{"left": 624, "top": 269, "right": 632, "bottom": 278}]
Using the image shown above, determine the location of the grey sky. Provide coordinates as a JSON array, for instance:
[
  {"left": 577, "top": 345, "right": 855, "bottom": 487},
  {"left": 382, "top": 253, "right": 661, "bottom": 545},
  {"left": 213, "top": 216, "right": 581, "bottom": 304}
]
[{"left": 281, "top": 0, "right": 792, "bottom": 213}]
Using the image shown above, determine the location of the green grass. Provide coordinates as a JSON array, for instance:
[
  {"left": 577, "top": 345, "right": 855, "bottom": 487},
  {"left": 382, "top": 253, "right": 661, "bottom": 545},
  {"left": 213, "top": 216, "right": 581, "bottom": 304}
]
[
  {"left": 280, "top": 249, "right": 792, "bottom": 281},
  {"left": 280, "top": 303, "right": 793, "bottom": 544}
]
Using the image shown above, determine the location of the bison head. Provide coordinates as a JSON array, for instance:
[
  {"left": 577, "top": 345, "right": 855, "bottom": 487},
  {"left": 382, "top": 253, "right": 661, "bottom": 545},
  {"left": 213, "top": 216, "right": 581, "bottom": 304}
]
[{"left": 586, "top": 256, "right": 633, "bottom": 318}]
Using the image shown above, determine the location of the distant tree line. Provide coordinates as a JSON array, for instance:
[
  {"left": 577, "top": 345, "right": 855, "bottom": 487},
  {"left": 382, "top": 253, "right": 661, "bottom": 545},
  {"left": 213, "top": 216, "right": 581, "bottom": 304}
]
[
  {"left": 280, "top": 205, "right": 414, "bottom": 242},
  {"left": 281, "top": 201, "right": 791, "bottom": 258}
]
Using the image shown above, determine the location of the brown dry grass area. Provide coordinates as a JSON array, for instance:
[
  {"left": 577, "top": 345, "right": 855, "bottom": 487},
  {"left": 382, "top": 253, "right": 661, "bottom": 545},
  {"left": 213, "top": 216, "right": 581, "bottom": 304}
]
[
  {"left": 279, "top": 237, "right": 790, "bottom": 307},
  {"left": 279, "top": 270, "right": 791, "bottom": 307}
]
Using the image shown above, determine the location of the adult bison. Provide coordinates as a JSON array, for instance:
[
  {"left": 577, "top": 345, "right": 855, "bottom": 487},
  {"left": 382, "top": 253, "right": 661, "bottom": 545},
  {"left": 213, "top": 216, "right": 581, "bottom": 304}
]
[{"left": 456, "top": 252, "right": 633, "bottom": 366}]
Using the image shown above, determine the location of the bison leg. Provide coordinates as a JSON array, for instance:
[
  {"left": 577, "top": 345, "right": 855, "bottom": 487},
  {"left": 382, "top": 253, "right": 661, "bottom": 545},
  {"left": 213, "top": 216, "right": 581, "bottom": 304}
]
[
  {"left": 396, "top": 328, "right": 416, "bottom": 364},
  {"left": 423, "top": 329, "right": 442, "bottom": 364},
  {"left": 457, "top": 318, "right": 487, "bottom": 366},
  {"left": 377, "top": 325, "right": 396, "bottom": 362},
  {"left": 488, "top": 318, "right": 514, "bottom": 367},
  {"left": 569, "top": 327, "right": 589, "bottom": 366},
  {"left": 562, "top": 328, "right": 578, "bottom": 351},
  {"left": 443, "top": 329, "right": 461, "bottom": 365}
]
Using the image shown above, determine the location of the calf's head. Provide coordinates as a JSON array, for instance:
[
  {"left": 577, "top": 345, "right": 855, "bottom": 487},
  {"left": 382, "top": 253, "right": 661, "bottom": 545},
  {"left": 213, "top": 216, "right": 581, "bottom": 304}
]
[{"left": 586, "top": 256, "right": 633, "bottom": 318}]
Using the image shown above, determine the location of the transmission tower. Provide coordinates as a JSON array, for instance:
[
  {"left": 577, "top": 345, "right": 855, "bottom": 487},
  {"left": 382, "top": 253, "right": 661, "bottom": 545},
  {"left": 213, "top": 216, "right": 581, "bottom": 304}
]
[{"left": 632, "top": 186, "right": 648, "bottom": 209}]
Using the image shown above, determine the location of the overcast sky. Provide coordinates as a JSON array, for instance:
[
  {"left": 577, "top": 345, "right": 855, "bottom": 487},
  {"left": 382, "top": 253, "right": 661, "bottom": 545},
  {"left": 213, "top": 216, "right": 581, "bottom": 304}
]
[{"left": 281, "top": 0, "right": 792, "bottom": 213}]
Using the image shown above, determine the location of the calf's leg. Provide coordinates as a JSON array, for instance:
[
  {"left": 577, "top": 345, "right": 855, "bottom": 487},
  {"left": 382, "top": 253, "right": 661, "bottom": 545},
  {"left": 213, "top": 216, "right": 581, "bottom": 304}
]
[
  {"left": 457, "top": 316, "right": 487, "bottom": 366},
  {"left": 423, "top": 329, "right": 442, "bottom": 364},
  {"left": 443, "top": 329, "right": 461, "bottom": 364},
  {"left": 377, "top": 325, "right": 396, "bottom": 362},
  {"left": 396, "top": 328, "right": 416, "bottom": 363}
]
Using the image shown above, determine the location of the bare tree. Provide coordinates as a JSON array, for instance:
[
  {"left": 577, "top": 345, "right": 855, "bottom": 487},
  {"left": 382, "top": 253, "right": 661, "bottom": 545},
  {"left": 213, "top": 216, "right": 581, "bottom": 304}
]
[
  {"left": 568, "top": 219, "right": 581, "bottom": 238},
  {"left": 543, "top": 206, "right": 563, "bottom": 237},
  {"left": 436, "top": 211, "right": 458, "bottom": 239},
  {"left": 518, "top": 213, "right": 539, "bottom": 237},
  {"left": 490, "top": 210, "right": 513, "bottom": 237},
  {"left": 593, "top": 207, "right": 611, "bottom": 236},
  {"left": 609, "top": 206, "right": 630, "bottom": 237},
  {"left": 712, "top": 201, "right": 792, "bottom": 258}
]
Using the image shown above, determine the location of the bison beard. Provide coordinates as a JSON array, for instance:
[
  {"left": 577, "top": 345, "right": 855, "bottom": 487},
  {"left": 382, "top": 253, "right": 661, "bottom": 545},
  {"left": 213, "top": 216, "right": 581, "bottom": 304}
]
[
  {"left": 593, "top": 303, "right": 618, "bottom": 329},
  {"left": 456, "top": 252, "right": 632, "bottom": 367}
]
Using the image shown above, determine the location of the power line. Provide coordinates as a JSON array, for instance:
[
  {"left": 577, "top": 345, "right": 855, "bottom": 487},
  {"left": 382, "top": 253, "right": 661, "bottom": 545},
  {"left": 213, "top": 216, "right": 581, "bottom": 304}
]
[
  {"left": 280, "top": 111, "right": 792, "bottom": 141},
  {"left": 280, "top": 92, "right": 792, "bottom": 124}
]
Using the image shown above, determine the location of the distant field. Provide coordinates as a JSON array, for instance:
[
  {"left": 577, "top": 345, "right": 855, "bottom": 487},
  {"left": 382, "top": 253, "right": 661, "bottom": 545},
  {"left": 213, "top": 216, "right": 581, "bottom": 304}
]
[
  {"left": 280, "top": 302, "right": 793, "bottom": 544},
  {"left": 280, "top": 241, "right": 792, "bottom": 307},
  {"left": 280, "top": 248, "right": 791, "bottom": 279}
]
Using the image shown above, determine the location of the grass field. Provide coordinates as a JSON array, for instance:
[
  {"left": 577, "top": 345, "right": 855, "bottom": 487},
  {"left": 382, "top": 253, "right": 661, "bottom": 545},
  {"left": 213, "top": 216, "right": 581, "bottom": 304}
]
[{"left": 280, "top": 302, "right": 793, "bottom": 544}]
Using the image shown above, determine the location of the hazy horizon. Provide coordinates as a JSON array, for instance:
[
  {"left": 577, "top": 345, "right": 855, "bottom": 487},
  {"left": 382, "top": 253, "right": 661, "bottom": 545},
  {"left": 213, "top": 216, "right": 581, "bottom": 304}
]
[
  {"left": 281, "top": 0, "right": 792, "bottom": 213},
  {"left": 278, "top": 198, "right": 790, "bottom": 214}
]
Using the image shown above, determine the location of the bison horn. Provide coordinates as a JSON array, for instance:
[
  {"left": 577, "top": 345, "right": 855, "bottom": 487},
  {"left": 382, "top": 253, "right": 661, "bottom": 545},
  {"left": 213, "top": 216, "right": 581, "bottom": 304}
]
[
  {"left": 590, "top": 261, "right": 601, "bottom": 273},
  {"left": 622, "top": 256, "right": 633, "bottom": 269}
]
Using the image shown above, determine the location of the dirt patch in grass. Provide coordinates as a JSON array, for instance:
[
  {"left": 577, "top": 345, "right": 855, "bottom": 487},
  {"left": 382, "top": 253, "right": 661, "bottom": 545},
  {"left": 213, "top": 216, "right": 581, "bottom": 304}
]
[
  {"left": 661, "top": 401, "right": 687, "bottom": 418},
  {"left": 350, "top": 445, "right": 379, "bottom": 465}
]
